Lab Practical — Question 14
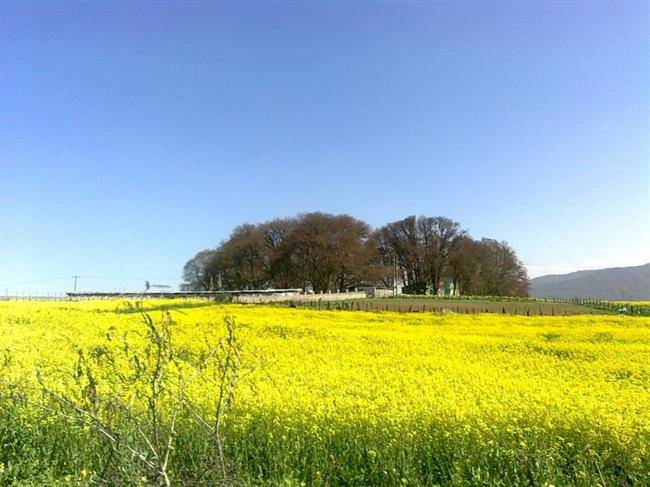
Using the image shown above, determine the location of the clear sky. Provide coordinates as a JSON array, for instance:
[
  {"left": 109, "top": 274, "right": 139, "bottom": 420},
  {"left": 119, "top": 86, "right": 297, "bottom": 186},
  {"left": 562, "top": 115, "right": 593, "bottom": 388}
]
[{"left": 1, "top": 1, "right": 649, "bottom": 294}]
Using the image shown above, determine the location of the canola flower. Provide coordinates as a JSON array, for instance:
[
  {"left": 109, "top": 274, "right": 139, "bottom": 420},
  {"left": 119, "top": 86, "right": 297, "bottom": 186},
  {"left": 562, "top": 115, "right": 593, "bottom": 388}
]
[{"left": 0, "top": 299, "right": 649, "bottom": 485}]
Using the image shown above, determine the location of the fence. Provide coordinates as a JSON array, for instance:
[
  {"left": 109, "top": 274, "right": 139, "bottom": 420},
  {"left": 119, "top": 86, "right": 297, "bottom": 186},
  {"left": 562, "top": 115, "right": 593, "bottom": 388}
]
[
  {"left": 278, "top": 298, "right": 615, "bottom": 316},
  {"left": 4, "top": 292, "right": 648, "bottom": 316},
  {"left": 1, "top": 294, "right": 71, "bottom": 301},
  {"left": 552, "top": 298, "right": 650, "bottom": 316},
  {"left": 370, "top": 294, "right": 650, "bottom": 316}
]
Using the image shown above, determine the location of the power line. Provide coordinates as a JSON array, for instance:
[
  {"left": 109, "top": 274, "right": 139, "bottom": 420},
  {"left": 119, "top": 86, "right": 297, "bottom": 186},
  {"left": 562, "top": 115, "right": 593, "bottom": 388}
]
[
  {"left": 0, "top": 277, "right": 70, "bottom": 286},
  {"left": 0, "top": 275, "right": 180, "bottom": 286}
]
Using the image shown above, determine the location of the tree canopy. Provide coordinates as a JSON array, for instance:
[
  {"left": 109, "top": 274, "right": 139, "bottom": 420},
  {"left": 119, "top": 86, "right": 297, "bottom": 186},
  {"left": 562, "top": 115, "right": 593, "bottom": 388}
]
[{"left": 181, "top": 212, "right": 529, "bottom": 296}]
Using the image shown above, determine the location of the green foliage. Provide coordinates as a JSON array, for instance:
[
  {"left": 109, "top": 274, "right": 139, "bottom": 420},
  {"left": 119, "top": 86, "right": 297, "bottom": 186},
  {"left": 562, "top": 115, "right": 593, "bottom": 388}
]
[{"left": 0, "top": 307, "right": 242, "bottom": 486}]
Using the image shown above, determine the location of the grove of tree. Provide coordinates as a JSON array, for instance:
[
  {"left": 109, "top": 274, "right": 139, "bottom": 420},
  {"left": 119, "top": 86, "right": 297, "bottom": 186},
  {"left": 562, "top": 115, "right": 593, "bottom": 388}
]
[{"left": 181, "top": 213, "right": 529, "bottom": 296}]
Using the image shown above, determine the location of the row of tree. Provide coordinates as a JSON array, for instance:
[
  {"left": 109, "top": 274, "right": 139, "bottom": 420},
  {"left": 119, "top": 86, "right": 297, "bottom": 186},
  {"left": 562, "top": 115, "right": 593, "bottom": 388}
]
[{"left": 181, "top": 213, "right": 529, "bottom": 296}]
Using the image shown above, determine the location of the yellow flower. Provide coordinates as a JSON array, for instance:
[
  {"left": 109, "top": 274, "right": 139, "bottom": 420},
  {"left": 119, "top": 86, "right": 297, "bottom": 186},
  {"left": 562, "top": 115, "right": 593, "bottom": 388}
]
[{"left": 1, "top": 298, "right": 648, "bottom": 481}]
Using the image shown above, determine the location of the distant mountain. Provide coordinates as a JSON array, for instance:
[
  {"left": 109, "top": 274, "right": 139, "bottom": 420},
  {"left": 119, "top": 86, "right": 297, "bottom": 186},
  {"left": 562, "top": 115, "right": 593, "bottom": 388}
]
[{"left": 529, "top": 263, "right": 650, "bottom": 300}]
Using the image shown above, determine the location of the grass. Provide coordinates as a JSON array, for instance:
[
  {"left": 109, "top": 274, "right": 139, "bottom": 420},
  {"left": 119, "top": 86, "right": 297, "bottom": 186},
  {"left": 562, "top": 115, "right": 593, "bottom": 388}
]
[{"left": 1, "top": 299, "right": 649, "bottom": 485}]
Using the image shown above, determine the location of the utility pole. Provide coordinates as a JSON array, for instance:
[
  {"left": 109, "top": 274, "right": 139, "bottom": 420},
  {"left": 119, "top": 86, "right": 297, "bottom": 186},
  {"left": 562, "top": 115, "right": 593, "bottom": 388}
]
[
  {"left": 72, "top": 275, "right": 80, "bottom": 293},
  {"left": 393, "top": 255, "right": 397, "bottom": 296}
]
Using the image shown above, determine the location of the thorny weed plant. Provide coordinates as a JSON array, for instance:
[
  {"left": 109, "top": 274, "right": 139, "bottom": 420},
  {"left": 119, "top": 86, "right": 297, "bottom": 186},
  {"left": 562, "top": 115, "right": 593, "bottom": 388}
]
[{"left": 3, "top": 303, "right": 243, "bottom": 486}]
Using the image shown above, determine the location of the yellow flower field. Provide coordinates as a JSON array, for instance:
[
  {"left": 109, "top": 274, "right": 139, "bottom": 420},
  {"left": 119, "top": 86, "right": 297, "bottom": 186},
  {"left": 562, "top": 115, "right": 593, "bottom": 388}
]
[{"left": 0, "top": 299, "right": 649, "bottom": 485}]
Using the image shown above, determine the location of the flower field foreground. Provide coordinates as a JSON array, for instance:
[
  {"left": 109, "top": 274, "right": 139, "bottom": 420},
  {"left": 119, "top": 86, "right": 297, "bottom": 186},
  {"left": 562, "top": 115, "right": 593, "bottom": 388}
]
[{"left": 0, "top": 300, "right": 649, "bottom": 485}]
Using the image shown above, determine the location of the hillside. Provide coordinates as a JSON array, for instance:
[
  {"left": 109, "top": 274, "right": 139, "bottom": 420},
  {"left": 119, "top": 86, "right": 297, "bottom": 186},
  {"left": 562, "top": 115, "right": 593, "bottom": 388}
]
[{"left": 530, "top": 263, "right": 650, "bottom": 300}]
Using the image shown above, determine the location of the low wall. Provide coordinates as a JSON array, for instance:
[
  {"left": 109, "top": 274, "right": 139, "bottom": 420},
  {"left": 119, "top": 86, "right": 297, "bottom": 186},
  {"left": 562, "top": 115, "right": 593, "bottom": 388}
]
[
  {"left": 234, "top": 291, "right": 367, "bottom": 304},
  {"left": 373, "top": 289, "right": 395, "bottom": 298}
]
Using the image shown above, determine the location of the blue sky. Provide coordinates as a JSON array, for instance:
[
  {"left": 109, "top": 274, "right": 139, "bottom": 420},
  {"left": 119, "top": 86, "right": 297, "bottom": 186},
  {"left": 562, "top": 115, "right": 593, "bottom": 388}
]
[{"left": 1, "top": 1, "right": 648, "bottom": 294}]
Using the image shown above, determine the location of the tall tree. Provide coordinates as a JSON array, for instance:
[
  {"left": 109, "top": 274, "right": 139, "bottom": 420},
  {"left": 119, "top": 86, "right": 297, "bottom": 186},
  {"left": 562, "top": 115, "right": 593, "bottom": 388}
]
[
  {"left": 180, "top": 249, "right": 218, "bottom": 291},
  {"left": 180, "top": 213, "right": 529, "bottom": 296},
  {"left": 260, "top": 218, "right": 299, "bottom": 288},
  {"left": 472, "top": 239, "right": 529, "bottom": 296},
  {"left": 216, "top": 224, "right": 269, "bottom": 290},
  {"left": 376, "top": 215, "right": 465, "bottom": 294},
  {"left": 418, "top": 216, "right": 465, "bottom": 294},
  {"left": 376, "top": 216, "right": 427, "bottom": 293},
  {"left": 448, "top": 236, "right": 482, "bottom": 295},
  {"left": 288, "top": 213, "right": 373, "bottom": 292}
]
